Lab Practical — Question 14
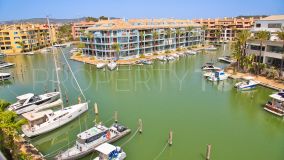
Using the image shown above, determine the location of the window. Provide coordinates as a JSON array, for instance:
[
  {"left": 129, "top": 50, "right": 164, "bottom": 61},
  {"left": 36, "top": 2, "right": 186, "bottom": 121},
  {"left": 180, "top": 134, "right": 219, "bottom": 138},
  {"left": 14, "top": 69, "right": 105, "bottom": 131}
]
[
  {"left": 268, "top": 23, "right": 282, "bottom": 28},
  {"left": 256, "top": 23, "right": 261, "bottom": 28},
  {"left": 250, "top": 45, "right": 265, "bottom": 51},
  {"left": 267, "top": 45, "right": 284, "bottom": 53}
]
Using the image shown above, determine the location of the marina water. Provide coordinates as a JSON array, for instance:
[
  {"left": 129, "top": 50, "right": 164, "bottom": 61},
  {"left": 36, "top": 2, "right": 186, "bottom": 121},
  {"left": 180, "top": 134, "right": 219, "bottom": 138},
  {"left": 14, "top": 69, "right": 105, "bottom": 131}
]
[{"left": 1, "top": 45, "right": 284, "bottom": 160}]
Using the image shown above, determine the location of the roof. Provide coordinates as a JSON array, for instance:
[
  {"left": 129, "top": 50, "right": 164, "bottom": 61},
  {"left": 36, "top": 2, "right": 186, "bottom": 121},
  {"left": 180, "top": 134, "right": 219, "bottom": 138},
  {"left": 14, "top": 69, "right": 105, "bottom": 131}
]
[
  {"left": 260, "top": 15, "right": 284, "bottom": 21},
  {"left": 270, "top": 93, "right": 284, "bottom": 101},
  {"left": 95, "top": 143, "right": 116, "bottom": 155},
  {"left": 77, "top": 124, "right": 107, "bottom": 139},
  {"left": 88, "top": 18, "right": 201, "bottom": 31},
  {"left": 16, "top": 93, "right": 34, "bottom": 100},
  {"left": 22, "top": 110, "right": 53, "bottom": 121}
]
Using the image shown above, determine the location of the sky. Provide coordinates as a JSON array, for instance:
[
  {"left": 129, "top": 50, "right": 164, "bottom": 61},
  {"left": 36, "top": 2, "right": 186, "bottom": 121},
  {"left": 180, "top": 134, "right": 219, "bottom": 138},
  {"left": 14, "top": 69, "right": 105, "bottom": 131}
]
[{"left": 0, "top": 0, "right": 283, "bottom": 21}]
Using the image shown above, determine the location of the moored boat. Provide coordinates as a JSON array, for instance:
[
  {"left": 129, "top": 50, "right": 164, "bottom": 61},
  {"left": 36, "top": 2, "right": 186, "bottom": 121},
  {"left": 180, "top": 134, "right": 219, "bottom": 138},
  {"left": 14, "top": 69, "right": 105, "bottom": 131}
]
[
  {"left": 187, "top": 50, "right": 197, "bottom": 55},
  {"left": 0, "top": 53, "right": 6, "bottom": 57},
  {"left": 8, "top": 92, "right": 60, "bottom": 114},
  {"left": 235, "top": 77, "right": 259, "bottom": 90},
  {"left": 24, "top": 52, "right": 35, "bottom": 55},
  {"left": 56, "top": 123, "right": 131, "bottom": 160},
  {"left": 21, "top": 102, "right": 88, "bottom": 137},
  {"left": 97, "top": 63, "right": 107, "bottom": 69},
  {"left": 264, "top": 91, "right": 284, "bottom": 116},
  {"left": 93, "top": 143, "right": 126, "bottom": 160},
  {"left": 0, "top": 61, "right": 15, "bottom": 69},
  {"left": 201, "top": 63, "right": 221, "bottom": 71},
  {"left": 218, "top": 56, "right": 236, "bottom": 64},
  {"left": 0, "top": 72, "right": 11, "bottom": 81},
  {"left": 207, "top": 70, "right": 228, "bottom": 81},
  {"left": 205, "top": 45, "right": 217, "bottom": 51},
  {"left": 107, "top": 62, "right": 117, "bottom": 70}
]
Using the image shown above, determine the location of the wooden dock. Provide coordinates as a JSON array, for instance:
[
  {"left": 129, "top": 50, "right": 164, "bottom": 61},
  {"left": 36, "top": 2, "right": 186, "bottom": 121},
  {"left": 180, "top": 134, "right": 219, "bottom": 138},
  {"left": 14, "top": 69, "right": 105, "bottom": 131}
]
[{"left": 228, "top": 74, "right": 282, "bottom": 91}]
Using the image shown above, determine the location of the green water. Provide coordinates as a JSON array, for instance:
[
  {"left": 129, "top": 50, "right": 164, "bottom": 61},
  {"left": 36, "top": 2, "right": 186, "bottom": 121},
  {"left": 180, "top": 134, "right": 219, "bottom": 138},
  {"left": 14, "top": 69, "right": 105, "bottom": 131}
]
[{"left": 1, "top": 45, "right": 284, "bottom": 160}]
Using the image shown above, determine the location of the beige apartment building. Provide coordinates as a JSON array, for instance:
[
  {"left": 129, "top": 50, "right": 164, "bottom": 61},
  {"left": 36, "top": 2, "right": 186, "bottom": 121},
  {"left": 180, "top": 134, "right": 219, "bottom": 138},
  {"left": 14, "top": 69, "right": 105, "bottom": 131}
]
[
  {"left": 193, "top": 17, "right": 261, "bottom": 42},
  {"left": 0, "top": 24, "right": 57, "bottom": 54}
]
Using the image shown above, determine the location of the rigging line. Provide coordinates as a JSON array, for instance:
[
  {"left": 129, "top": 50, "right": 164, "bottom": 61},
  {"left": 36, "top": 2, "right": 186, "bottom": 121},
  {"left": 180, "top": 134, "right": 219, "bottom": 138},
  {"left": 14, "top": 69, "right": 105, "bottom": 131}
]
[
  {"left": 153, "top": 141, "right": 168, "bottom": 160},
  {"left": 59, "top": 47, "right": 86, "bottom": 101},
  {"left": 47, "top": 16, "right": 63, "bottom": 109},
  {"left": 121, "top": 128, "right": 139, "bottom": 147}
]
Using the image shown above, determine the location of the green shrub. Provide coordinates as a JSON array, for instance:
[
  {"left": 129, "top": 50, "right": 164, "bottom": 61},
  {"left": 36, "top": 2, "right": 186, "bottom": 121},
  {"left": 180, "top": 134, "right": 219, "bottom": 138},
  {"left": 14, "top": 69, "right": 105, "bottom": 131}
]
[
  {"left": 165, "top": 50, "right": 171, "bottom": 54},
  {"left": 176, "top": 48, "right": 181, "bottom": 52},
  {"left": 140, "top": 54, "right": 145, "bottom": 58}
]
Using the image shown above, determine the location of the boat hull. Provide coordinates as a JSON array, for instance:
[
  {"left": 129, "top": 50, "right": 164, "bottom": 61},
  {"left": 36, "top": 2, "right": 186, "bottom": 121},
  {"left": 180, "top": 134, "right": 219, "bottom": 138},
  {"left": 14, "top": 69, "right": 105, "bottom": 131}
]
[
  {"left": 264, "top": 104, "right": 284, "bottom": 116},
  {"left": 22, "top": 103, "right": 88, "bottom": 137},
  {"left": 56, "top": 128, "right": 131, "bottom": 160}
]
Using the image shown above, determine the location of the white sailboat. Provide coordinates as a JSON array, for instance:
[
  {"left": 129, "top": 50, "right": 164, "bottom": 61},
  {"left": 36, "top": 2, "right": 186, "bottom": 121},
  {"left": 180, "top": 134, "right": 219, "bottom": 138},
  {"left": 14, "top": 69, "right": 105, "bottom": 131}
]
[{"left": 21, "top": 16, "right": 89, "bottom": 137}]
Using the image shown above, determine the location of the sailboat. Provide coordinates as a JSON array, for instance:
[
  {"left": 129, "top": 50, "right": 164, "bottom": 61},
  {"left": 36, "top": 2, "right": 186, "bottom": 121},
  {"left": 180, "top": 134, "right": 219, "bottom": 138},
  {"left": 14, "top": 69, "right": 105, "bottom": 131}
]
[{"left": 21, "top": 17, "right": 88, "bottom": 138}]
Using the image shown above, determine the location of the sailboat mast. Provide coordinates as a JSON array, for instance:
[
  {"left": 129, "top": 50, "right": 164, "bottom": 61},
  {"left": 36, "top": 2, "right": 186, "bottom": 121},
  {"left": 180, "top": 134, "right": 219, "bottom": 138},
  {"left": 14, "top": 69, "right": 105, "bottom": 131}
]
[{"left": 47, "top": 16, "right": 64, "bottom": 108}]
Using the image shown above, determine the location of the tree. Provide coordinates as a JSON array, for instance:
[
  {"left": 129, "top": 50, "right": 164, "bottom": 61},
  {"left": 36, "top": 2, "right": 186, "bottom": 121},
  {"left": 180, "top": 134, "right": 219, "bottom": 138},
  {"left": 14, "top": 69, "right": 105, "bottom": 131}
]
[
  {"left": 232, "top": 30, "right": 251, "bottom": 71},
  {"left": 111, "top": 43, "right": 120, "bottom": 60},
  {"left": 277, "top": 27, "right": 284, "bottom": 77},
  {"left": 18, "top": 41, "right": 25, "bottom": 53},
  {"left": 0, "top": 100, "right": 27, "bottom": 159},
  {"left": 152, "top": 30, "right": 159, "bottom": 52},
  {"left": 99, "top": 16, "right": 108, "bottom": 20},
  {"left": 57, "top": 24, "right": 72, "bottom": 42},
  {"left": 86, "top": 32, "right": 95, "bottom": 55},
  {"left": 186, "top": 26, "right": 193, "bottom": 46},
  {"left": 85, "top": 17, "right": 98, "bottom": 22},
  {"left": 254, "top": 31, "right": 270, "bottom": 74},
  {"left": 176, "top": 28, "right": 181, "bottom": 48},
  {"left": 215, "top": 28, "right": 222, "bottom": 42}
]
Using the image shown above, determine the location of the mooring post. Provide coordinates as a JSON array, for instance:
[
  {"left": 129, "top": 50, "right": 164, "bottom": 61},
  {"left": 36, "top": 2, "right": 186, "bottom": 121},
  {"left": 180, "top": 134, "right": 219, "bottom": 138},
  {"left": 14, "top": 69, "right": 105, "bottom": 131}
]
[
  {"left": 94, "top": 103, "right": 99, "bottom": 115},
  {"left": 206, "top": 144, "right": 211, "bottom": 160},
  {"left": 114, "top": 111, "right": 118, "bottom": 123},
  {"left": 78, "top": 96, "right": 81, "bottom": 104},
  {"left": 138, "top": 118, "right": 143, "bottom": 133},
  {"left": 168, "top": 130, "right": 173, "bottom": 146}
]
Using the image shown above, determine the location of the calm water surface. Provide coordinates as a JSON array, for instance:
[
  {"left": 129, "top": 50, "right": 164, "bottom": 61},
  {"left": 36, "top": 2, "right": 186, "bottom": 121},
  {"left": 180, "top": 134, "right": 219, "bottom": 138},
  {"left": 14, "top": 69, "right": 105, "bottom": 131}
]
[{"left": 1, "top": 45, "right": 284, "bottom": 160}]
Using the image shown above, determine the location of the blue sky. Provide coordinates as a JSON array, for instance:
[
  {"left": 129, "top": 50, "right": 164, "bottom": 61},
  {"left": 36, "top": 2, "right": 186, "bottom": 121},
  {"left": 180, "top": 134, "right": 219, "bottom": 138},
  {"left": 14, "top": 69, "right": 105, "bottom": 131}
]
[{"left": 0, "top": 0, "right": 283, "bottom": 21}]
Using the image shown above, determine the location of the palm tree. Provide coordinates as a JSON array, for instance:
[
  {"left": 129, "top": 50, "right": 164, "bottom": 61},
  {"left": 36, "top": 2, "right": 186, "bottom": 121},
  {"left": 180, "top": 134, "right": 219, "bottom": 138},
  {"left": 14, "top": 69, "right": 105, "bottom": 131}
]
[
  {"left": 215, "top": 28, "right": 222, "bottom": 43},
  {"left": 0, "top": 100, "right": 27, "bottom": 159},
  {"left": 186, "top": 26, "right": 193, "bottom": 46},
  {"left": 254, "top": 31, "right": 270, "bottom": 74},
  {"left": 232, "top": 30, "right": 251, "bottom": 71},
  {"left": 176, "top": 28, "right": 181, "bottom": 48},
  {"left": 166, "top": 29, "right": 172, "bottom": 50},
  {"left": 111, "top": 43, "right": 120, "bottom": 60},
  {"left": 277, "top": 27, "right": 284, "bottom": 77},
  {"left": 86, "top": 32, "right": 95, "bottom": 56},
  {"left": 18, "top": 41, "right": 26, "bottom": 53},
  {"left": 201, "top": 25, "right": 207, "bottom": 45},
  {"left": 152, "top": 30, "right": 159, "bottom": 52}
]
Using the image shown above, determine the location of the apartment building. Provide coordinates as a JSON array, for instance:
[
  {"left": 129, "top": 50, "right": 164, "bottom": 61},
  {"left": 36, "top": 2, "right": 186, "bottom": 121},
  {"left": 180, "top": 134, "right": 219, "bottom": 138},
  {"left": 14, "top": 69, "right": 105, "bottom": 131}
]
[
  {"left": 246, "top": 15, "right": 284, "bottom": 68},
  {"left": 72, "top": 21, "right": 96, "bottom": 39},
  {"left": 80, "top": 18, "right": 203, "bottom": 59},
  {"left": 0, "top": 24, "right": 57, "bottom": 54},
  {"left": 193, "top": 17, "right": 260, "bottom": 42}
]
